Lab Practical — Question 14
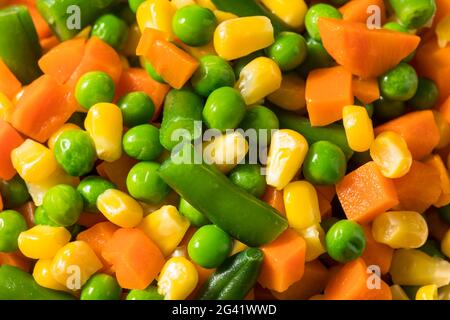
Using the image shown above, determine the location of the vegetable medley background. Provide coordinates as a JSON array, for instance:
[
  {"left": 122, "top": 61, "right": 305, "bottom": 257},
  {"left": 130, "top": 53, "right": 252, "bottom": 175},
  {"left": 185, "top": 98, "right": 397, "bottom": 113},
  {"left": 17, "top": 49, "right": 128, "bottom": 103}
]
[{"left": 0, "top": 0, "right": 450, "bottom": 301}]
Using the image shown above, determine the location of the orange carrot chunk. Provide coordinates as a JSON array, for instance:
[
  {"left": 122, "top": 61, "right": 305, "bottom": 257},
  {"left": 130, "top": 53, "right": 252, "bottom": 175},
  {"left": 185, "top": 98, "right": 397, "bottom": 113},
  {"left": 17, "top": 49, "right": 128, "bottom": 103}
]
[
  {"left": 258, "top": 229, "right": 306, "bottom": 292},
  {"left": 77, "top": 221, "right": 119, "bottom": 270},
  {"left": 38, "top": 38, "right": 86, "bottom": 84},
  {"left": 439, "top": 96, "right": 450, "bottom": 124},
  {"left": 336, "top": 161, "right": 399, "bottom": 224},
  {"left": 136, "top": 28, "right": 199, "bottom": 90},
  {"left": 0, "top": 120, "right": 24, "bottom": 180},
  {"left": 352, "top": 77, "right": 380, "bottom": 104},
  {"left": 96, "top": 155, "right": 138, "bottom": 192},
  {"left": 11, "top": 75, "right": 76, "bottom": 143},
  {"left": 0, "top": 58, "right": 22, "bottom": 99},
  {"left": 0, "top": 251, "right": 31, "bottom": 273},
  {"left": 325, "top": 258, "right": 392, "bottom": 300},
  {"left": 339, "top": 0, "right": 386, "bottom": 24},
  {"left": 0, "top": 194, "right": 3, "bottom": 211},
  {"left": 262, "top": 186, "right": 286, "bottom": 217},
  {"left": 393, "top": 160, "right": 441, "bottom": 213},
  {"left": 374, "top": 110, "right": 440, "bottom": 160},
  {"left": 102, "top": 228, "right": 165, "bottom": 290},
  {"left": 271, "top": 260, "right": 329, "bottom": 300},
  {"left": 66, "top": 36, "right": 122, "bottom": 88},
  {"left": 318, "top": 18, "right": 420, "bottom": 78},
  {"left": 305, "top": 66, "right": 354, "bottom": 126},
  {"left": 360, "top": 224, "right": 393, "bottom": 275},
  {"left": 424, "top": 154, "right": 450, "bottom": 207},
  {"left": 115, "top": 68, "right": 170, "bottom": 120}
]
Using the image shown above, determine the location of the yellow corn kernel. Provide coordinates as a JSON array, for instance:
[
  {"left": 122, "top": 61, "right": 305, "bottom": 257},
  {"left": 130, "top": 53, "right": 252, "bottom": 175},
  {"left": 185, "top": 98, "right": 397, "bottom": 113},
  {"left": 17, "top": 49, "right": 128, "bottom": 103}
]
[
  {"left": 18, "top": 225, "right": 71, "bottom": 260},
  {"left": 51, "top": 241, "right": 103, "bottom": 289},
  {"left": 260, "top": 0, "right": 308, "bottom": 30},
  {"left": 230, "top": 240, "right": 248, "bottom": 256},
  {"left": 33, "top": 259, "right": 71, "bottom": 292},
  {"left": 296, "top": 223, "right": 326, "bottom": 261},
  {"left": 433, "top": 111, "right": 450, "bottom": 149},
  {"left": 97, "top": 189, "right": 143, "bottom": 228},
  {"left": 390, "top": 249, "right": 450, "bottom": 287},
  {"left": 171, "top": 0, "right": 195, "bottom": 9},
  {"left": 75, "top": 26, "right": 92, "bottom": 39},
  {"left": 436, "top": 14, "right": 450, "bottom": 48},
  {"left": 236, "top": 57, "right": 282, "bottom": 105},
  {"left": 214, "top": 16, "right": 274, "bottom": 61},
  {"left": 136, "top": 0, "right": 175, "bottom": 37},
  {"left": 122, "top": 23, "right": 141, "bottom": 57},
  {"left": 439, "top": 284, "right": 450, "bottom": 300},
  {"left": 139, "top": 205, "right": 190, "bottom": 256},
  {"left": 85, "top": 103, "right": 123, "bottom": 162},
  {"left": 47, "top": 124, "right": 81, "bottom": 150},
  {"left": 372, "top": 211, "right": 428, "bottom": 249},
  {"left": 157, "top": 256, "right": 198, "bottom": 300},
  {"left": 284, "top": 181, "right": 321, "bottom": 230},
  {"left": 197, "top": 0, "right": 216, "bottom": 11},
  {"left": 416, "top": 284, "right": 438, "bottom": 300},
  {"left": 214, "top": 10, "right": 238, "bottom": 23},
  {"left": 202, "top": 131, "right": 249, "bottom": 173},
  {"left": 26, "top": 167, "right": 79, "bottom": 206},
  {"left": 342, "top": 105, "right": 374, "bottom": 152},
  {"left": 178, "top": 40, "right": 217, "bottom": 60},
  {"left": 390, "top": 284, "right": 410, "bottom": 300},
  {"left": 267, "top": 73, "right": 306, "bottom": 112},
  {"left": 0, "top": 91, "right": 15, "bottom": 122},
  {"left": 11, "top": 139, "right": 59, "bottom": 183},
  {"left": 266, "top": 129, "right": 309, "bottom": 190},
  {"left": 442, "top": 229, "right": 450, "bottom": 259},
  {"left": 370, "top": 131, "right": 412, "bottom": 179}
]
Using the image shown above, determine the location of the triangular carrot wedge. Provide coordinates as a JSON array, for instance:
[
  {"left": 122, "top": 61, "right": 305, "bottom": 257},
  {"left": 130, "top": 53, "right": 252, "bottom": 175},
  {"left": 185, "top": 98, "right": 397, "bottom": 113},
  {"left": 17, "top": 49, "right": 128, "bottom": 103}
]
[{"left": 318, "top": 18, "right": 420, "bottom": 78}]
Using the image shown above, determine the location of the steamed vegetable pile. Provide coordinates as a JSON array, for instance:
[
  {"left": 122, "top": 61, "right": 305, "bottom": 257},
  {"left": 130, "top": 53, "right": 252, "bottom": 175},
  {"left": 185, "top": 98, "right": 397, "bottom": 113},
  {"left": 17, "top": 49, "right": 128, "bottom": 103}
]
[{"left": 0, "top": 0, "right": 450, "bottom": 301}]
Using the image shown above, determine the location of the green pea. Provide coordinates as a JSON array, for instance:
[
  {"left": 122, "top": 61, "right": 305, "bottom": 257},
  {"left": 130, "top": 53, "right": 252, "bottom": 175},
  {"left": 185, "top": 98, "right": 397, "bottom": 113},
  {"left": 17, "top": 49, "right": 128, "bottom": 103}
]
[
  {"left": 172, "top": 5, "right": 217, "bottom": 47},
  {"left": 203, "top": 87, "right": 246, "bottom": 132},
  {"left": 188, "top": 225, "right": 233, "bottom": 269},
  {"left": 0, "top": 210, "right": 27, "bottom": 252},
  {"left": 144, "top": 60, "right": 166, "bottom": 84},
  {"left": 325, "top": 219, "right": 366, "bottom": 263},
  {"left": 229, "top": 164, "right": 266, "bottom": 198},
  {"left": 239, "top": 105, "right": 279, "bottom": 145},
  {"left": 122, "top": 124, "right": 163, "bottom": 161},
  {"left": 233, "top": 51, "right": 264, "bottom": 78},
  {"left": 42, "top": 185, "right": 83, "bottom": 227},
  {"left": 80, "top": 273, "right": 122, "bottom": 300},
  {"left": 305, "top": 4, "right": 342, "bottom": 41},
  {"left": 126, "top": 162, "right": 171, "bottom": 204},
  {"left": 77, "top": 176, "right": 116, "bottom": 213},
  {"left": 128, "top": 0, "right": 145, "bottom": 13},
  {"left": 438, "top": 203, "right": 450, "bottom": 225},
  {"left": 75, "top": 71, "right": 115, "bottom": 110},
  {"left": 34, "top": 206, "right": 58, "bottom": 227},
  {"left": 191, "top": 55, "right": 236, "bottom": 97},
  {"left": 53, "top": 130, "right": 97, "bottom": 177},
  {"left": 389, "top": 0, "right": 436, "bottom": 29},
  {"left": 298, "top": 36, "right": 335, "bottom": 76},
  {"left": 303, "top": 141, "right": 347, "bottom": 185},
  {"left": 321, "top": 217, "right": 340, "bottom": 234},
  {"left": 178, "top": 198, "right": 210, "bottom": 227},
  {"left": 118, "top": 91, "right": 155, "bottom": 128},
  {"left": 265, "top": 32, "right": 307, "bottom": 71},
  {"left": 408, "top": 78, "right": 439, "bottom": 110},
  {"left": 379, "top": 63, "right": 418, "bottom": 101},
  {"left": 373, "top": 96, "right": 406, "bottom": 121},
  {"left": 126, "top": 286, "right": 164, "bottom": 300},
  {"left": 418, "top": 239, "right": 446, "bottom": 259},
  {"left": 91, "top": 14, "right": 128, "bottom": 50},
  {"left": 0, "top": 175, "right": 30, "bottom": 209}
]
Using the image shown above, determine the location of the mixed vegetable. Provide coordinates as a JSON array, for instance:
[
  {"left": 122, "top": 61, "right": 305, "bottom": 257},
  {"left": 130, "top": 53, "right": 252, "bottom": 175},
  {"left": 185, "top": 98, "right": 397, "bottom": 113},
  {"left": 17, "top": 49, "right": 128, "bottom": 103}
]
[{"left": 0, "top": 0, "right": 449, "bottom": 301}]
